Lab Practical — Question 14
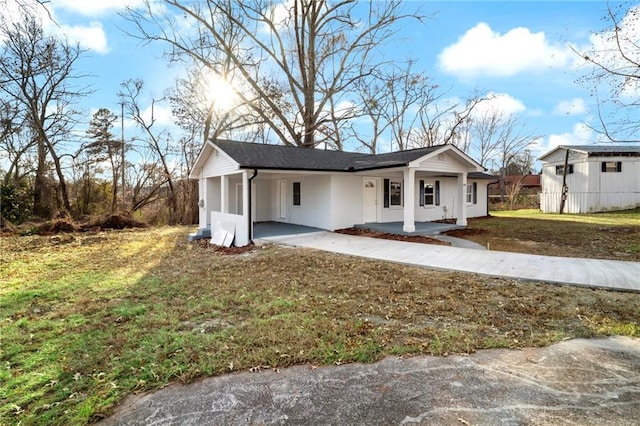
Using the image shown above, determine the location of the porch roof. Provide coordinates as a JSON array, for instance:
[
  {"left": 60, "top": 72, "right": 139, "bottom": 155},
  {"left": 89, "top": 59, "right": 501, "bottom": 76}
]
[{"left": 210, "top": 139, "right": 484, "bottom": 173}]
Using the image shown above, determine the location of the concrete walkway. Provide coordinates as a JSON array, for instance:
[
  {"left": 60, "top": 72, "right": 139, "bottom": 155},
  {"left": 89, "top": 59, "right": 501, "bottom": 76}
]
[
  {"left": 100, "top": 336, "right": 640, "bottom": 425},
  {"left": 259, "top": 231, "right": 640, "bottom": 292}
]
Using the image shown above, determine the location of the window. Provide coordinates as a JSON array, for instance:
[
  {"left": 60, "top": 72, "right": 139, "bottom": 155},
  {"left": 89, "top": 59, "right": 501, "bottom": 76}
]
[
  {"left": 466, "top": 182, "right": 477, "bottom": 204},
  {"left": 293, "top": 181, "right": 301, "bottom": 206},
  {"left": 601, "top": 161, "right": 622, "bottom": 173},
  {"left": 425, "top": 183, "right": 435, "bottom": 205},
  {"left": 383, "top": 179, "right": 402, "bottom": 207},
  {"left": 419, "top": 180, "right": 440, "bottom": 206},
  {"left": 555, "top": 164, "right": 574, "bottom": 175}
]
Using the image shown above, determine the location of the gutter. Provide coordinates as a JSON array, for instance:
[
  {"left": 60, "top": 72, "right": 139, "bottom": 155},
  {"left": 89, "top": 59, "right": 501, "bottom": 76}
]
[{"left": 248, "top": 169, "right": 258, "bottom": 242}]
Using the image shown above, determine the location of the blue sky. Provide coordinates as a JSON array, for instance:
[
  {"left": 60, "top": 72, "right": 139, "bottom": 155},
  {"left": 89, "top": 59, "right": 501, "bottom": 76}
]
[{"left": 5, "top": 0, "right": 634, "bottom": 161}]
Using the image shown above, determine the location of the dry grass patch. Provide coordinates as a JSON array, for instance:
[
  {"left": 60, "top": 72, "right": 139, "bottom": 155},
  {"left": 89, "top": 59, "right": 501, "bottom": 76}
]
[
  {"left": 1, "top": 226, "right": 638, "bottom": 425},
  {"left": 446, "top": 208, "right": 640, "bottom": 261}
]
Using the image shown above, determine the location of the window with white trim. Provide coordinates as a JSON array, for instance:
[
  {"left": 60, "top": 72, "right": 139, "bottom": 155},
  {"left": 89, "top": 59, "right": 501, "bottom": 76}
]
[
  {"left": 383, "top": 179, "right": 402, "bottom": 207},
  {"left": 466, "top": 182, "right": 478, "bottom": 204},
  {"left": 419, "top": 180, "right": 440, "bottom": 206}
]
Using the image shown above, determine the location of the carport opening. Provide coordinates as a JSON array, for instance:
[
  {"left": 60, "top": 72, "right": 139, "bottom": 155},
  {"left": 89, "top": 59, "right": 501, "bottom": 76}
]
[{"left": 253, "top": 221, "right": 324, "bottom": 238}]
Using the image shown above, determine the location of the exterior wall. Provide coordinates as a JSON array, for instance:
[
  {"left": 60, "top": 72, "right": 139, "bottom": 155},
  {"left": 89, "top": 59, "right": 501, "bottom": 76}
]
[
  {"left": 415, "top": 152, "right": 470, "bottom": 173},
  {"left": 262, "top": 175, "right": 333, "bottom": 229},
  {"left": 288, "top": 175, "right": 332, "bottom": 229},
  {"left": 369, "top": 176, "right": 488, "bottom": 224},
  {"left": 228, "top": 176, "right": 243, "bottom": 215},
  {"left": 541, "top": 156, "right": 640, "bottom": 213},
  {"left": 329, "top": 174, "right": 364, "bottom": 229},
  {"left": 202, "top": 149, "right": 238, "bottom": 177},
  {"left": 254, "top": 179, "right": 272, "bottom": 222}
]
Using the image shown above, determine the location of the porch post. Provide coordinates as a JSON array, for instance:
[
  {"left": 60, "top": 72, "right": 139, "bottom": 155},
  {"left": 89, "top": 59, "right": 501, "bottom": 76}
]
[
  {"left": 403, "top": 168, "right": 416, "bottom": 232},
  {"left": 457, "top": 172, "right": 468, "bottom": 226},
  {"left": 242, "top": 171, "right": 249, "bottom": 217},
  {"left": 220, "top": 175, "right": 228, "bottom": 213}
]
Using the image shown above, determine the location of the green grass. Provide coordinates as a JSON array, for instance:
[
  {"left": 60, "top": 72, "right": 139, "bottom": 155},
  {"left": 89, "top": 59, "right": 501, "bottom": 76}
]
[
  {"left": 491, "top": 208, "right": 640, "bottom": 226},
  {"left": 1, "top": 226, "right": 639, "bottom": 425},
  {"left": 449, "top": 208, "right": 640, "bottom": 260}
]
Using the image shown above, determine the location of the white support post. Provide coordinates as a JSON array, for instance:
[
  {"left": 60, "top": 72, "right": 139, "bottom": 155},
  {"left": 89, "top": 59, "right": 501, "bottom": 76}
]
[
  {"left": 221, "top": 175, "right": 229, "bottom": 214},
  {"left": 457, "top": 172, "right": 468, "bottom": 226},
  {"left": 242, "top": 171, "right": 249, "bottom": 217},
  {"left": 403, "top": 168, "right": 416, "bottom": 232}
]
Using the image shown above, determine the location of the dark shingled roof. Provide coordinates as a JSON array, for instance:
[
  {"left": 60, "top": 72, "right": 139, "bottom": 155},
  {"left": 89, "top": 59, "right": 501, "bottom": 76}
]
[
  {"left": 214, "top": 139, "right": 458, "bottom": 172},
  {"left": 540, "top": 144, "right": 640, "bottom": 161},
  {"left": 214, "top": 139, "right": 366, "bottom": 171},
  {"left": 563, "top": 145, "right": 640, "bottom": 155}
]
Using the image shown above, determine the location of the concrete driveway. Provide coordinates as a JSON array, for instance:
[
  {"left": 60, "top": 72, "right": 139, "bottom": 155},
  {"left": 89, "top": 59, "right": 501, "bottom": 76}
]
[
  {"left": 99, "top": 232, "right": 640, "bottom": 425},
  {"left": 100, "top": 337, "right": 640, "bottom": 425},
  {"left": 259, "top": 231, "right": 640, "bottom": 292}
]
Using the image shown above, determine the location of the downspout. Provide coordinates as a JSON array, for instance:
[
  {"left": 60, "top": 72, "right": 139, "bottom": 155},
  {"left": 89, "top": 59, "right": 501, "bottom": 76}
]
[{"left": 248, "top": 169, "right": 258, "bottom": 242}]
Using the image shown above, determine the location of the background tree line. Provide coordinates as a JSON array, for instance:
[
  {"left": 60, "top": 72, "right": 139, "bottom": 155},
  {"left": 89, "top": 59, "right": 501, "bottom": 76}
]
[{"left": 1, "top": 0, "right": 631, "bottom": 225}]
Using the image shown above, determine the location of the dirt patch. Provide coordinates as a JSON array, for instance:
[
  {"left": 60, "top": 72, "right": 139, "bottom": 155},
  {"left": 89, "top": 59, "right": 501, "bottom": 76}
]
[
  {"left": 335, "top": 227, "right": 450, "bottom": 246},
  {"left": 86, "top": 212, "right": 147, "bottom": 230},
  {"left": 194, "top": 238, "right": 260, "bottom": 255},
  {"left": 443, "top": 228, "right": 488, "bottom": 237}
]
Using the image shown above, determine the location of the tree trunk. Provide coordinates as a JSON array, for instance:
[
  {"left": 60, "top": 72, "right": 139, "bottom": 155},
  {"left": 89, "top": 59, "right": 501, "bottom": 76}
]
[
  {"left": 32, "top": 138, "right": 49, "bottom": 217},
  {"left": 46, "top": 140, "right": 71, "bottom": 212}
]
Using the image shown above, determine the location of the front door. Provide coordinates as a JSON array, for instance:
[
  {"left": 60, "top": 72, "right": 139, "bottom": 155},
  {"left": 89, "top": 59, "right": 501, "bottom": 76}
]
[{"left": 363, "top": 178, "right": 378, "bottom": 223}]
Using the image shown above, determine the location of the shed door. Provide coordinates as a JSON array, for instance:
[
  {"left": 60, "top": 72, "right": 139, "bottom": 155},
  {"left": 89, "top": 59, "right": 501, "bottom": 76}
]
[{"left": 363, "top": 178, "right": 378, "bottom": 223}]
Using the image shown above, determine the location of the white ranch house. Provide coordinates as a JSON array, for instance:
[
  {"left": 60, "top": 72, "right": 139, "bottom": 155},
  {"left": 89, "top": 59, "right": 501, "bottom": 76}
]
[
  {"left": 540, "top": 145, "right": 640, "bottom": 214},
  {"left": 189, "top": 139, "right": 493, "bottom": 246}
]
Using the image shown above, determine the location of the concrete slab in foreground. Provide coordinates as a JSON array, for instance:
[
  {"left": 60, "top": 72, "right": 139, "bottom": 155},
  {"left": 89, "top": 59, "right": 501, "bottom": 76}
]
[
  {"left": 260, "top": 232, "right": 640, "bottom": 292},
  {"left": 100, "top": 337, "right": 640, "bottom": 425}
]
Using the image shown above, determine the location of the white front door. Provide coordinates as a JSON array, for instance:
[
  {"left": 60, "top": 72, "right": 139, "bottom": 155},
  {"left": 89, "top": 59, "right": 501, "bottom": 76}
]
[{"left": 363, "top": 178, "right": 378, "bottom": 223}]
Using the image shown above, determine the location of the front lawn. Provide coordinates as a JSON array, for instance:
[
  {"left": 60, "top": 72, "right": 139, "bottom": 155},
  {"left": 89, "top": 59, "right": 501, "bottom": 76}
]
[
  {"left": 446, "top": 208, "right": 640, "bottom": 261},
  {"left": 1, "top": 226, "right": 639, "bottom": 425}
]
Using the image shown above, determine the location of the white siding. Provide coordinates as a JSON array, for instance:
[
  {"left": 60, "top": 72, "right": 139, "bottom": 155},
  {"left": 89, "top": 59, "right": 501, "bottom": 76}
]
[
  {"left": 265, "top": 175, "right": 332, "bottom": 229},
  {"left": 329, "top": 174, "right": 364, "bottom": 229},
  {"left": 202, "top": 149, "right": 239, "bottom": 177},
  {"left": 416, "top": 152, "right": 469, "bottom": 173},
  {"left": 374, "top": 176, "right": 489, "bottom": 223},
  {"left": 254, "top": 179, "right": 272, "bottom": 222},
  {"left": 541, "top": 157, "right": 640, "bottom": 213}
]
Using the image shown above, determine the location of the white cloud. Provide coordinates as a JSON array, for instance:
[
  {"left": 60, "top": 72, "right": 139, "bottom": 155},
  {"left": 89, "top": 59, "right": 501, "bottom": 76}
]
[
  {"left": 546, "top": 122, "right": 593, "bottom": 149},
  {"left": 140, "top": 103, "right": 175, "bottom": 128},
  {"left": 553, "top": 98, "right": 588, "bottom": 116},
  {"left": 54, "top": 0, "right": 147, "bottom": 16},
  {"left": 472, "top": 92, "right": 526, "bottom": 118},
  {"left": 0, "top": 2, "right": 110, "bottom": 54},
  {"left": 438, "top": 23, "right": 574, "bottom": 78},
  {"left": 59, "top": 22, "right": 109, "bottom": 54}
]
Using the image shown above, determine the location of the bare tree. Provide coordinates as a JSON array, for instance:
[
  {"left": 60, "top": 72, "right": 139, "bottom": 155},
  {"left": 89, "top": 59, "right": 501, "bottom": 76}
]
[
  {"left": 467, "top": 112, "right": 538, "bottom": 201},
  {"left": 119, "top": 78, "right": 180, "bottom": 222},
  {"left": 0, "top": 10, "right": 90, "bottom": 216},
  {"left": 577, "top": 1, "right": 640, "bottom": 142},
  {"left": 409, "top": 91, "right": 486, "bottom": 148},
  {"left": 123, "top": 0, "right": 422, "bottom": 149}
]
